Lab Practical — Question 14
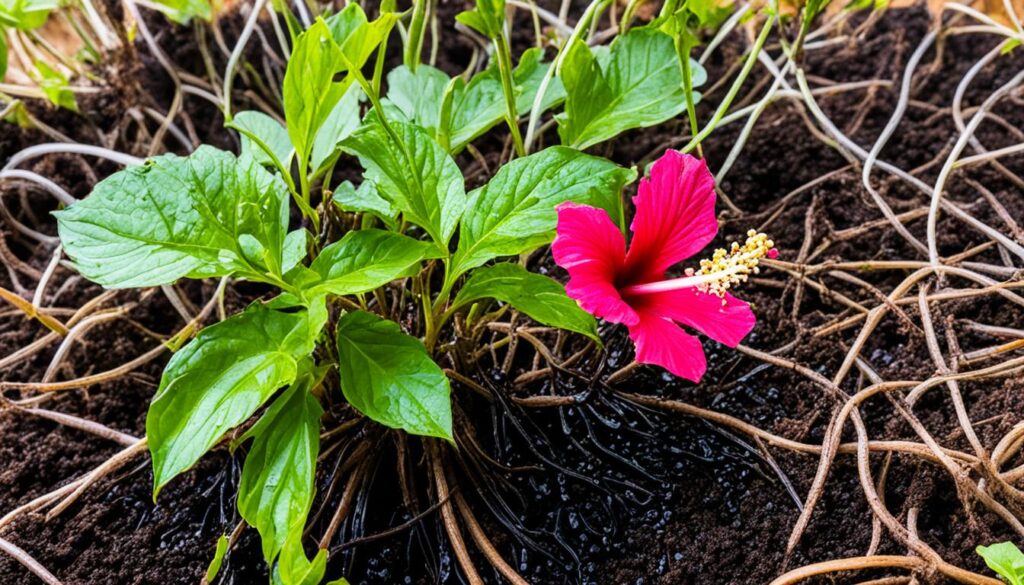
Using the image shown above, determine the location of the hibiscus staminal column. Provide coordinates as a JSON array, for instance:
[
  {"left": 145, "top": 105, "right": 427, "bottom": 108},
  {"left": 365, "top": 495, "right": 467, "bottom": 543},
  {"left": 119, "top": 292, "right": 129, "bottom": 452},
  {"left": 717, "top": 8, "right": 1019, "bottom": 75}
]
[{"left": 622, "top": 230, "right": 777, "bottom": 302}]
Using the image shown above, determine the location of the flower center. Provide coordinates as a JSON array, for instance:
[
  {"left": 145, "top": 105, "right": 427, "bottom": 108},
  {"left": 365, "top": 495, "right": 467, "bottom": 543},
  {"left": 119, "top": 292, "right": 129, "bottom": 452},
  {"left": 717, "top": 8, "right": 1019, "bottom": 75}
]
[{"left": 622, "top": 230, "right": 776, "bottom": 300}]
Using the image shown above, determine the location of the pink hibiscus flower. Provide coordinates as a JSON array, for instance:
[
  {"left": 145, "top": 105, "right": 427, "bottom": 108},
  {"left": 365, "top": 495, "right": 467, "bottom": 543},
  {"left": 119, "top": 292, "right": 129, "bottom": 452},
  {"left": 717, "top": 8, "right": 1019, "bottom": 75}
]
[{"left": 552, "top": 150, "right": 775, "bottom": 382}]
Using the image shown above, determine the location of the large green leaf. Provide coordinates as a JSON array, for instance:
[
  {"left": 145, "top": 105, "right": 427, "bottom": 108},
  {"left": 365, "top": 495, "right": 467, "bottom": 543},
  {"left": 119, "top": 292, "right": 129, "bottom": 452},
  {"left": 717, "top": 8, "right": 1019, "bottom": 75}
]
[
  {"left": 452, "top": 263, "right": 599, "bottom": 342},
  {"left": 305, "top": 229, "right": 442, "bottom": 296},
  {"left": 237, "top": 370, "right": 323, "bottom": 563},
  {"left": 452, "top": 146, "right": 634, "bottom": 277},
  {"left": 342, "top": 120, "right": 465, "bottom": 246},
  {"left": 335, "top": 311, "right": 453, "bottom": 440},
  {"left": 147, "top": 304, "right": 324, "bottom": 495},
  {"left": 55, "top": 146, "right": 291, "bottom": 288},
  {"left": 977, "top": 542, "right": 1024, "bottom": 585},
  {"left": 283, "top": 19, "right": 349, "bottom": 173},
  {"left": 556, "top": 28, "right": 704, "bottom": 150},
  {"left": 232, "top": 111, "right": 294, "bottom": 170}
]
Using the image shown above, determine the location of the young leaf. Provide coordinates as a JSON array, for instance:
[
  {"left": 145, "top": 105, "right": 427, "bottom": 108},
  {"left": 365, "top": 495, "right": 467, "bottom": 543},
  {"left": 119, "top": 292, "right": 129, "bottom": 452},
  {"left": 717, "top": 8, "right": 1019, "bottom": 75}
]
[
  {"left": 283, "top": 19, "right": 349, "bottom": 174},
  {"left": 55, "top": 146, "right": 291, "bottom": 288},
  {"left": 335, "top": 311, "right": 453, "bottom": 441},
  {"left": 204, "top": 534, "right": 229, "bottom": 584},
  {"left": 237, "top": 371, "right": 323, "bottom": 563},
  {"left": 324, "top": 2, "right": 397, "bottom": 71},
  {"left": 147, "top": 303, "right": 324, "bottom": 495},
  {"left": 331, "top": 180, "right": 397, "bottom": 228},
  {"left": 305, "top": 229, "right": 443, "bottom": 296},
  {"left": 451, "top": 146, "right": 635, "bottom": 277},
  {"left": 148, "top": 0, "right": 211, "bottom": 24},
  {"left": 232, "top": 111, "right": 294, "bottom": 170},
  {"left": 556, "top": 28, "right": 704, "bottom": 150},
  {"left": 273, "top": 530, "right": 327, "bottom": 585},
  {"left": 455, "top": 0, "right": 504, "bottom": 38},
  {"left": 310, "top": 83, "right": 362, "bottom": 178},
  {"left": 382, "top": 48, "right": 564, "bottom": 153},
  {"left": 0, "top": 0, "right": 57, "bottom": 30},
  {"left": 452, "top": 263, "right": 599, "bottom": 342},
  {"left": 381, "top": 64, "right": 450, "bottom": 134},
  {"left": 34, "top": 61, "right": 77, "bottom": 112},
  {"left": 977, "top": 542, "right": 1024, "bottom": 585},
  {"left": 342, "top": 119, "right": 465, "bottom": 246},
  {"left": 0, "top": 35, "right": 7, "bottom": 80}
]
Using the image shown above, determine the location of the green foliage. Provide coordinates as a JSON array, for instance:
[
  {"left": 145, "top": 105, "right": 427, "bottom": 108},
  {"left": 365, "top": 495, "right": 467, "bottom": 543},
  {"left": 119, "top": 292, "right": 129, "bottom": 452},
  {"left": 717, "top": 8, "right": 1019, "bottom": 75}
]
[
  {"left": 237, "top": 370, "right": 323, "bottom": 563},
  {"left": 335, "top": 311, "right": 453, "bottom": 441},
  {"left": 149, "top": 0, "right": 211, "bottom": 24},
  {"left": 232, "top": 111, "right": 294, "bottom": 169},
  {"left": 342, "top": 118, "right": 466, "bottom": 247},
  {"left": 204, "top": 534, "right": 230, "bottom": 583},
  {"left": 0, "top": 0, "right": 57, "bottom": 30},
  {"left": 55, "top": 146, "right": 292, "bottom": 288},
  {"left": 453, "top": 263, "right": 599, "bottom": 342},
  {"left": 978, "top": 542, "right": 1024, "bottom": 585},
  {"left": 34, "top": 61, "right": 77, "bottom": 112},
  {"left": 382, "top": 48, "right": 564, "bottom": 152},
  {"left": 556, "top": 27, "right": 704, "bottom": 149},
  {"left": 147, "top": 303, "right": 324, "bottom": 495},
  {"left": 455, "top": 0, "right": 505, "bottom": 38},
  {"left": 451, "top": 146, "right": 635, "bottom": 278},
  {"left": 304, "top": 229, "right": 443, "bottom": 296}
]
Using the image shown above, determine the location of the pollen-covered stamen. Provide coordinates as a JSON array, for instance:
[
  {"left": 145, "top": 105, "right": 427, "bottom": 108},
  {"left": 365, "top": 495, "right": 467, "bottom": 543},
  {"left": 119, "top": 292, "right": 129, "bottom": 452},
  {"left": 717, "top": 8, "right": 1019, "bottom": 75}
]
[{"left": 622, "top": 230, "right": 776, "bottom": 298}]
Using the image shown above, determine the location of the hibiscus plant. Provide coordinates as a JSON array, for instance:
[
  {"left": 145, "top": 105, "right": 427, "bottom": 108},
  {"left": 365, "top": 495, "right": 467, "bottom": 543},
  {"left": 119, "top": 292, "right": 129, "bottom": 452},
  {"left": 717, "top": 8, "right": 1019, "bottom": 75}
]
[{"left": 52, "top": 0, "right": 770, "bottom": 583}]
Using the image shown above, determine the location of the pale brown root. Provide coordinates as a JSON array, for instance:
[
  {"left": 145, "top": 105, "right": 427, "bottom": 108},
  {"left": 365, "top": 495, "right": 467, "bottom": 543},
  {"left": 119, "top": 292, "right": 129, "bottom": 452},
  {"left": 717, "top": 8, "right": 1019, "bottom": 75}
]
[
  {"left": 0, "top": 535, "right": 63, "bottom": 585},
  {"left": 429, "top": 442, "right": 483, "bottom": 585},
  {"left": 453, "top": 491, "right": 530, "bottom": 585},
  {"left": 46, "top": 439, "right": 148, "bottom": 520},
  {"left": 769, "top": 556, "right": 925, "bottom": 585}
]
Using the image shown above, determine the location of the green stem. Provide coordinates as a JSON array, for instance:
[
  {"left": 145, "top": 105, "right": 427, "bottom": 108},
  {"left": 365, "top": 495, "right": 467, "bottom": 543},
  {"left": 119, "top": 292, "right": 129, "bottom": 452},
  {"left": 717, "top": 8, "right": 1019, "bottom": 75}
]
[
  {"left": 404, "top": 0, "right": 428, "bottom": 70},
  {"left": 493, "top": 33, "right": 525, "bottom": 158},
  {"left": 676, "top": 33, "right": 703, "bottom": 158},
  {"left": 680, "top": 15, "right": 774, "bottom": 153},
  {"left": 523, "top": 0, "right": 611, "bottom": 153}
]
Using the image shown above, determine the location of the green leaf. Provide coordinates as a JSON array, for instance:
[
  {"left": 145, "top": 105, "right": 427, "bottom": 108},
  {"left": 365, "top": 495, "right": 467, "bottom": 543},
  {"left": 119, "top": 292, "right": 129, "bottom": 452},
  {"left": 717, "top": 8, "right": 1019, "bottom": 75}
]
[
  {"left": 452, "top": 146, "right": 634, "bottom": 277},
  {"left": 273, "top": 531, "right": 327, "bottom": 585},
  {"left": 55, "top": 146, "right": 291, "bottom": 288},
  {"left": 237, "top": 371, "right": 323, "bottom": 563},
  {"left": 0, "top": 0, "right": 57, "bottom": 30},
  {"left": 0, "top": 35, "right": 8, "bottom": 80},
  {"left": 556, "top": 28, "right": 704, "bottom": 150},
  {"left": 283, "top": 19, "right": 349, "bottom": 174},
  {"left": 148, "top": 0, "right": 211, "bottom": 24},
  {"left": 978, "top": 542, "right": 1024, "bottom": 585},
  {"left": 335, "top": 311, "right": 453, "bottom": 440},
  {"left": 331, "top": 180, "right": 397, "bottom": 228},
  {"left": 305, "top": 229, "right": 442, "bottom": 296},
  {"left": 204, "top": 534, "right": 229, "bottom": 584},
  {"left": 310, "top": 83, "right": 362, "bottom": 178},
  {"left": 342, "top": 119, "right": 465, "bottom": 246},
  {"left": 33, "top": 61, "right": 77, "bottom": 112},
  {"left": 147, "top": 303, "right": 324, "bottom": 496},
  {"left": 232, "top": 111, "right": 294, "bottom": 170},
  {"left": 455, "top": 0, "right": 504, "bottom": 37},
  {"left": 381, "top": 64, "right": 450, "bottom": 134},
  {"left": 452, "top": 263, "right": 599, "bottom": 342},
  {"left": 324, "top": 2, "right": 398, "bottom": 71},
  {"left": 382, "top": 49, "right": 564, "bottom": 153}
]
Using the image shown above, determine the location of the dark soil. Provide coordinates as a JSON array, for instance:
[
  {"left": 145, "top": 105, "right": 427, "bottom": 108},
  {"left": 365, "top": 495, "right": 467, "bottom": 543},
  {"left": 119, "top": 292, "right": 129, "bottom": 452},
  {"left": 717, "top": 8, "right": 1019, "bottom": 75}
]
[{"left": 2, "top": 3, "right": 1023, "bottom": 585}]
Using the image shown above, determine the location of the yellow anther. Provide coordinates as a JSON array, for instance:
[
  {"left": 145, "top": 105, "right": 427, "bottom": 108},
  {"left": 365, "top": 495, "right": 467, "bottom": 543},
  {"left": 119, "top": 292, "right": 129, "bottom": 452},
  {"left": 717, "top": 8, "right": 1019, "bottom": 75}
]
[{"left": 695, "top": 230, "right": 776, "bottom": 301}]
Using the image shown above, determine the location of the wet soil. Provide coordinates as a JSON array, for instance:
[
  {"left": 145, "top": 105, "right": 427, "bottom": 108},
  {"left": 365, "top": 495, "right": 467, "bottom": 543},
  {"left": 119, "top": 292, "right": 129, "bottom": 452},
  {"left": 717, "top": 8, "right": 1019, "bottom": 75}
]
[{"left": 2, "top": 3, "right": 1024, "bottom": 585}]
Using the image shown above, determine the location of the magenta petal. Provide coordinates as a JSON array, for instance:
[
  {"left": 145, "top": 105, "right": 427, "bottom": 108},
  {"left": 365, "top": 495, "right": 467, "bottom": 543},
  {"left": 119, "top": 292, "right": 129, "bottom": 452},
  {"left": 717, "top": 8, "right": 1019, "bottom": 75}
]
[
  {"left": 628, "top": 312, "right": 707, "bottom": 382},
  {"left": 553, "top": 203, "right": 639, "bottom": 326},
  {"left": 623, "top": 151, "right": 718, "bottom": 281},
  {"left": 633, "top": 288, "right": 755, "bottom": 347}
]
